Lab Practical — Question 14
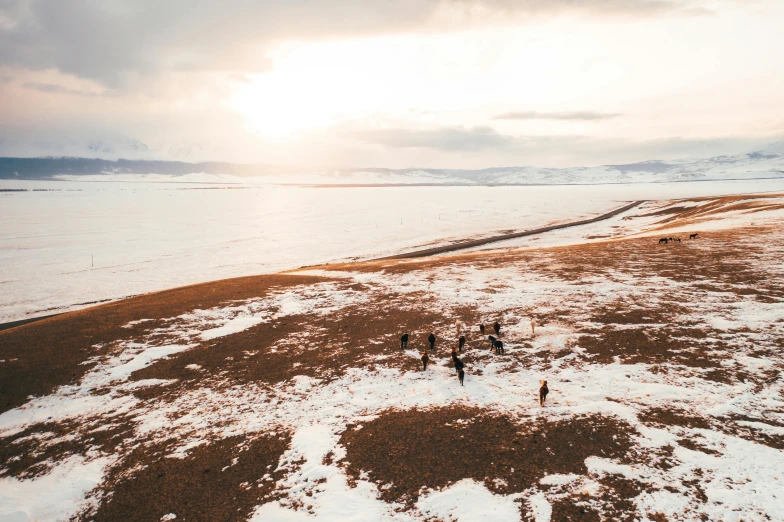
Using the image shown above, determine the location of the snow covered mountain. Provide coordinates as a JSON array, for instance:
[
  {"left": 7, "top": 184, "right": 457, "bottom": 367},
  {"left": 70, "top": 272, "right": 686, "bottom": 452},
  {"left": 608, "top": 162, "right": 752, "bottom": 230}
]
[
  {"left": 2, "top": 141, "right": 783, "bottom": 185},
  {"left": 331, "top": 141, "right": 784, "bottom": 185}
]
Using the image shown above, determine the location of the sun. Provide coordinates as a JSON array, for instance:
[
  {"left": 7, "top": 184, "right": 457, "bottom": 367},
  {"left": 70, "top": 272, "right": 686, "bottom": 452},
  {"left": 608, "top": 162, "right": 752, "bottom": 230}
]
[{"left": 231, "top": 72, "right": 339, "bottom": 139}]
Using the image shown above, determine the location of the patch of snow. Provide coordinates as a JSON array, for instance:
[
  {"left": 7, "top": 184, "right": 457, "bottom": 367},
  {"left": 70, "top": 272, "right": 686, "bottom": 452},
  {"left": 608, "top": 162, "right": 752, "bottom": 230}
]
[
  {"left": 200, "top": 315, "right": 264, "bottom": 340},
  {"left": 0, "top": 456, "right": 110, "bottom": 522},
  {"left": 539, "top": 473, "right": 581, "bottom": 486},
  {"left": 416, "top": 479, "right": 522, "bottom": 522},
  {"left": 528, "top": 492, "right": 552, "bottom": 522}
]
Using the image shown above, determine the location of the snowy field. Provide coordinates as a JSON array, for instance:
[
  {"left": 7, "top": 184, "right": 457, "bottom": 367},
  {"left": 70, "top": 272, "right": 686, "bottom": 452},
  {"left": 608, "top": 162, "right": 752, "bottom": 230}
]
[
  {"left": 1, "top": 194, "right": 783, "bottom": 521},
  {"left": 2, "top": 177, "right": 784, "bottom": 323}
]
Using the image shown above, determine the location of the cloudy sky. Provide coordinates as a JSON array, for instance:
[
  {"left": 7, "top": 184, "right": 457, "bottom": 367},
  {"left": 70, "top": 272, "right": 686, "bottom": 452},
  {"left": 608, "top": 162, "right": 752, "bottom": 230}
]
[{"left": 0, "top": 0, "right": 782, "bottom": 168}]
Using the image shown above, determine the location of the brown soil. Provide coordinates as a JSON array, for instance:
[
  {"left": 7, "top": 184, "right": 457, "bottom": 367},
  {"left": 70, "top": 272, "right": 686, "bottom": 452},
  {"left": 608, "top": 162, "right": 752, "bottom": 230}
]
[
  {"left": 81, "top": 433, "right": 290, "bottom": 522},
  {"left": 0, "top": 414, "right": 134, "bottom": 479},
  {"left": 339, "top": 406, "right": 637, "bottom": 506},
  {"left": 0, "top": 274, "right": 333, "bottom": 414},
  {"left": 129, "top": 289, "right": 468, "bottom": 403}
]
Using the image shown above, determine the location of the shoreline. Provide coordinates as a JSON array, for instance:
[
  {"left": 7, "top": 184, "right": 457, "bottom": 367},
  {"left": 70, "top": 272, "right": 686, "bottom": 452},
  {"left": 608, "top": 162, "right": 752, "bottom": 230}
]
[{"left": 376, "top": 200, "right": 644, "bottom": 260}]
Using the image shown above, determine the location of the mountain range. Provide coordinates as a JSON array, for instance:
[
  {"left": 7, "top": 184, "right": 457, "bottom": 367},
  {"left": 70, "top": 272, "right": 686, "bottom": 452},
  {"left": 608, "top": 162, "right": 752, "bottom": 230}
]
[{"left": 2, "top": 141, "right": 783, "bottom": 185}]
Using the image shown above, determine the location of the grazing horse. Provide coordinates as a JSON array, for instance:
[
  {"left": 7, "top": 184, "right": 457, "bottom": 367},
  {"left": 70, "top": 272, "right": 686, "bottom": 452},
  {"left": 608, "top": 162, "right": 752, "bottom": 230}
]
[
  {"left": 458, "top": 335, "right": 466, "bottom": 352},
  {"left": 493, "top": 321, "right": 501, "bottom": 335},
  {"left": 659, "top": 238, "right": 669, "bottom": 244},
  {"left": 421, "top": 351, "right": 429, "bottom": 371},
  {"left": 400, "top": 333, "right": 409, "bottom": 349},
  {"left": 453, "top": 355, "right": 465, "bottom": 373},
  {"left": 494, "top": 340, "right": 504, "bottom": 355},
  {"left": 479, "top": 324, "right": 485, "bottom": 334},
  {"left": 689, "top": 233, "right": 698, "bottom": 240},
  {"left": 488, "top": 335, "right": 497, "bottom": 350},
  {"left": 428, "top": 333, "right": 436, "bottom": 351},
  {"left": 458, "top": 369, "right": 465, "bottom": 386}
]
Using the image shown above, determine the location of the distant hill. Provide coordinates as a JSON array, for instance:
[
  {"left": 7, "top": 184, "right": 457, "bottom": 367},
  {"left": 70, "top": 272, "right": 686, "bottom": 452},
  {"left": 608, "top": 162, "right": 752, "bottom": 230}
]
[
  {"left": 0, "top": 157, "right": 292, "bottom": 179},
  {"left": 2, "top": 141, "right": 783, "bottom": 184}
]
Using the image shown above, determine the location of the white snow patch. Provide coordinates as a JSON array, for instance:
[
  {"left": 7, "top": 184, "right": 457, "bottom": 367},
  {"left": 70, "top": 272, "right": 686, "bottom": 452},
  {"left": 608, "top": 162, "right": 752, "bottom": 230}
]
[
  {"left": 528, "top": 492, "right": 552, "bottom": 522},
  {"left": 200, "top": 315, "right": 264, "bottom": 340},
  {"left": 0, "top": 456, "right": 110, "bottom": 522},
  {"left": 416, "top": 479, "right": 521, "bottom": 522},
  {"left": 539, "top": 473, "right": 581, "bottom": 486}
]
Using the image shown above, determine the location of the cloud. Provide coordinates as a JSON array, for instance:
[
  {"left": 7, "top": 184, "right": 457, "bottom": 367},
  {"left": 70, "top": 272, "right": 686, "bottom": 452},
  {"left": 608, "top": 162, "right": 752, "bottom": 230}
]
[
  {"left": 0, "top": 0, "right": 715, "bottom": 87},
  {"left": 493, "top": 110, "right": 622, "bottom": 121},
  {"left": 345, "top": 124, "right": 784, "bottom": 167},
  {"left": 23, "top": 82, "right": 101, "bottom": 96},
  {"left": 350, "top": 126, "right": 515, "bottom": 151},
  {"left": 447, "top": 0, "right": 689, "bottom": 17}
]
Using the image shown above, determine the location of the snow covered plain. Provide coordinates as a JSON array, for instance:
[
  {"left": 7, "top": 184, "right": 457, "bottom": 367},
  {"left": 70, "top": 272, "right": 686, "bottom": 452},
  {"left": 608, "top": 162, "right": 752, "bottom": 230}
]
[
  {"left": 1, "top": 194, "right": 783, "bottom": 521},
  {"left": 2, "top": 177, "right": 784, "bottom": 323}
]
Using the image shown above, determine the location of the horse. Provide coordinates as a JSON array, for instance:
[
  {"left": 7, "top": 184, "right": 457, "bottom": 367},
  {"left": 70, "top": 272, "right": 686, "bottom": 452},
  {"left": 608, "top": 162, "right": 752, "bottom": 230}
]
[{"left": 539, "top": 380, "right": 549, "bottom": 406}]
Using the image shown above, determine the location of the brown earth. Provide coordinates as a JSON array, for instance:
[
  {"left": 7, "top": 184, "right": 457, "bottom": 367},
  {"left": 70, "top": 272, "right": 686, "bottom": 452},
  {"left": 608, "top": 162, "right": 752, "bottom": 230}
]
[
  {"left": 0, "top": 274, "right": 333, "bottom": 414},
  {"left": 80, "top": 432, "right": 291, "bottom": 522},
  {"left": 339, "top": 407, "right": 637, "bottom": 505}
]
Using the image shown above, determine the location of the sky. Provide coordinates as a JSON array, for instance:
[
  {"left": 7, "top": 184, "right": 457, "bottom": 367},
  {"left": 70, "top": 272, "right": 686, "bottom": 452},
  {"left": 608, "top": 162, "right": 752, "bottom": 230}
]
[{"left": 0, "top": 0, "right": 783, "bottom": 169}]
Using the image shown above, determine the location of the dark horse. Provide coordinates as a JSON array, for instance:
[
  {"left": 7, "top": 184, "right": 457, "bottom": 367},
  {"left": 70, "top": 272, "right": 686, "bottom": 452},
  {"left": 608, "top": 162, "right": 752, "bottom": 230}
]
[
  {"left": 400, "top": 333, "right": 409, "bottom": 349},
  {"left": 428, "top": 333, "right": 436, "bottom": 350},
  {"left": 493, "top": 321, "right": 501, "bottom": 335},
  {"left": 458, "top": 335, "right": 466, "bottom": 352},
  {"left": 488, "top": 335, "right": 497, "bottom": 349},
  {"left": 659, "top": 238, "right": 669, "bottom": 244},
  {"left": 689, "top": 233, "right": 698, "bottom": 240},
  {"left": 494, "top": 340, "right": 504, "bottom": 355}
]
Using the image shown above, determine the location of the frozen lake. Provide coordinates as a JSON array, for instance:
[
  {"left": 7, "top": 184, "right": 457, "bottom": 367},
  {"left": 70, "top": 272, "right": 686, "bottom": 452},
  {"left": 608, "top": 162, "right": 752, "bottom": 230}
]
[{"left": 2, "top": 177, "right": 784, "bottom": 322}]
